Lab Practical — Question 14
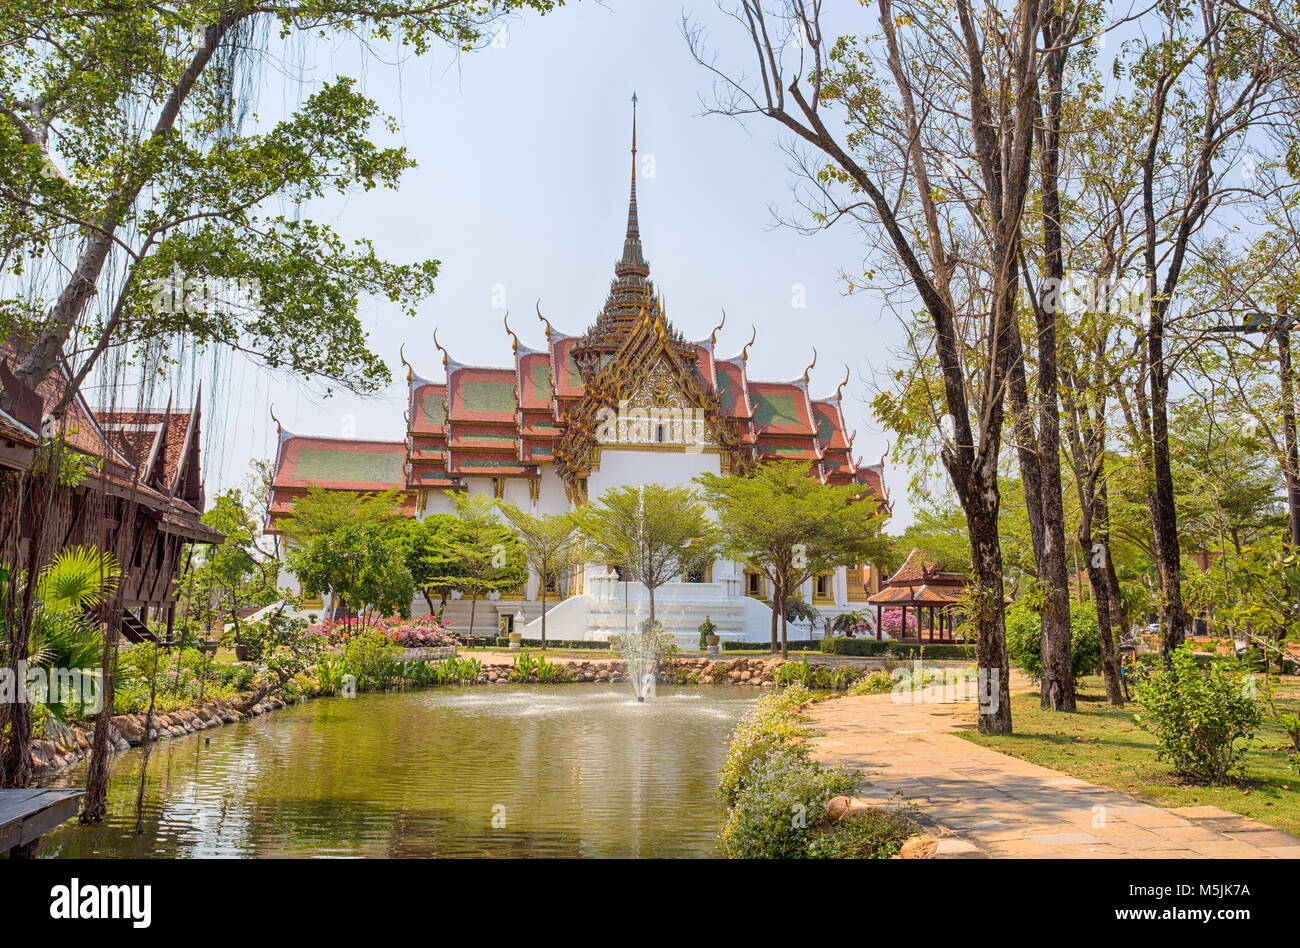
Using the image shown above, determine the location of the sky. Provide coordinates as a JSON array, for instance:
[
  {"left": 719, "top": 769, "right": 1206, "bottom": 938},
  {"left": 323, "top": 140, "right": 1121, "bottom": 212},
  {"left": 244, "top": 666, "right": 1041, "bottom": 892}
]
[{"left": 154, "top": 2, "right": 918, "bottom": 525}]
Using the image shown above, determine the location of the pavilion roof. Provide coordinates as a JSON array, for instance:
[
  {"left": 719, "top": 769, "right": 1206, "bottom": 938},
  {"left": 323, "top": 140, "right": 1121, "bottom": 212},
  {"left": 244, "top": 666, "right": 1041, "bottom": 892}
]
[{"left": 885, "top": 548, "right": 968, "bottom": 587}]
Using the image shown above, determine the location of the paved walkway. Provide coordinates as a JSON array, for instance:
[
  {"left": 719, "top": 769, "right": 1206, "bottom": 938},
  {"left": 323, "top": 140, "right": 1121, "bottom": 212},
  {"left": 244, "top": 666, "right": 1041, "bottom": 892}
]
[{"left": 804, "top": 688, "right": 1300, "bottom": 859}]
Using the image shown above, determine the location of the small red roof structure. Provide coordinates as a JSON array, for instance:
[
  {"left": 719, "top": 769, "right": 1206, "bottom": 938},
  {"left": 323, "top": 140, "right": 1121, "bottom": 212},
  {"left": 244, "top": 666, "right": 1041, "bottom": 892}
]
[{"left": 866, "top": 549, "right": 969, "bottom": 642}]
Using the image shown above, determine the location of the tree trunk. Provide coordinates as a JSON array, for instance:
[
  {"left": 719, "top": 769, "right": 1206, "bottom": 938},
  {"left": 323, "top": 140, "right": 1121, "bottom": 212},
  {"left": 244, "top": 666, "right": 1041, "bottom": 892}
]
[
  {"left": 780, "top": 587, "right": 789, "bottom": 661},
  {"left": 769, "top": 573, "right": 780, "bottom": 655},
  {"left": 1081, "top": 530, "right": 1124, "bottom": 706},
  {"left": 540, "top": 585, "right": 547, "bottom": 651},
  {"left": 965, "top": 495, "right": 1013, "bottom": 735},
  {"left": 468, "top": 593, "right": 477, "bottom": 640}
]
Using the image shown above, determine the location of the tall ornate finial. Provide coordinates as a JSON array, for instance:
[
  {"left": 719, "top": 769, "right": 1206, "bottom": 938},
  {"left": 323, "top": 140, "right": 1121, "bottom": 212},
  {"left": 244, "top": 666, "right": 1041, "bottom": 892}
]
[
  {"left": 433, "top": 328, "right": 449, "bottom": 370},
  {"left": 741, "top": 325, "right": 756, "bottom": 362},
  {"left": 399, "top": 343, "right": 412, "bottom": 383},
  {"left": 802, "top": 347, "right": 818, "bottom": 385},
  {"left": 536, "top": 300, "right": 553, "bottom": 340},
  {"left": 503, "top": 312, "right": 519, "bottom": 354},
  {"left": 615, "top": 93, "right": 647, "bottom": 279},
  {"left": 835, "top": 365, "right": 850, "bottom": 402},
  {"left": 269, "top": 404, "right": 283, "bottom": 438},
  {"left": 710, "top": 310, "right": 726, "bottom": 346}
]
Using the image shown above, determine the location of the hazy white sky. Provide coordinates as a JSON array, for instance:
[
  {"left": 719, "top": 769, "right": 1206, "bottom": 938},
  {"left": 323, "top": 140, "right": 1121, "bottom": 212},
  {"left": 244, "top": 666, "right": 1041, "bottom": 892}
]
[{"left": 166, "top": 2, "right": 919, "bottom": 525}]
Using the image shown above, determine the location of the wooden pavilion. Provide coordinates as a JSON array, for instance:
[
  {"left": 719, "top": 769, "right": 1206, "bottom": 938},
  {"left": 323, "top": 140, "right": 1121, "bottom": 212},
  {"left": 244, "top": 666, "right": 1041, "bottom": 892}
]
[{"left": 867, "top": 549, "right": 968, "bottom": 643}]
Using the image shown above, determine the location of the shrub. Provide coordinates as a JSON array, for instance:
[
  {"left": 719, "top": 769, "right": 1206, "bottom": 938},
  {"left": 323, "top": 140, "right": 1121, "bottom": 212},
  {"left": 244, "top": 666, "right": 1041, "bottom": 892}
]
[
  {"left": 519, "top": 638, "right": 610, "bottom": 649},
  {"left": 806, "top": 807, "right": 919, "bottom": 859},
  {"left": 819, "top": 638, "right": 971, "bottom": 660},
  {"left": 718, "top": 685, "right": 815, "bottom": 807},
  {"left": 718, "top": 743, "right": 860, "bottom": 859},
  {"left": 698, "top": 615, "right": 718, "bottom": 650},
  {"left": 1131, "top": 645, "right": 1265, "bottom": 783},
  {"left": 340, "top": 631, "right": 402, "bottom": 691},
  {"left": 849, "top": 669, "right": 897, "bottom": 695},
  {"left": 722, "top": 640, "right": 820, "bottom": 652},
  {"left": 877, "top": 608, "right": 918, "bottom": 638},
  {"left": 1003, "top": 602, "right": 1100, "bottom": 683}
]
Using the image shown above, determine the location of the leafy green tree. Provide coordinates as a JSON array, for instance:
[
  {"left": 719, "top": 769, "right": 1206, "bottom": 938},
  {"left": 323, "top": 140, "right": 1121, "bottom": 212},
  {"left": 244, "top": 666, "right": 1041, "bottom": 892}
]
[
  {"left": 697, "top": 462, "right": 888, "bottom": 658},
  {"left": 402, "top": 512, "right": 462, "bottom": 616},
  {"left": 187, "top": 487, "right": 279, "bottom": 645},
  {"left": 288, "top": 521, "right": 413, "bottom": 625},
  {"left": 499, "top": 503, "right": 583, "bottom": 650},
  {"left": 576, "top": 484, "right": 718, "bottom": 635},
  {"left": 278, "top": 486, "right": 405, "bottom": 549},
  {"left": 438, "top": 493, "right": 527, "bottom": 641},
  {"left": 280, "top": 487, "right": 412, "bottom": 625},
  {"left": 1, "top": 0, "right": 559, "bottom": 414}
]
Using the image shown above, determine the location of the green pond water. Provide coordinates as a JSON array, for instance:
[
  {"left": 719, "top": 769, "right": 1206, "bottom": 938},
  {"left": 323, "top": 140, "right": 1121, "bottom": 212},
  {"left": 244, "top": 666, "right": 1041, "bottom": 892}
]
[{"left": 40, "top": 684, "right": 756, "bottom": 858}]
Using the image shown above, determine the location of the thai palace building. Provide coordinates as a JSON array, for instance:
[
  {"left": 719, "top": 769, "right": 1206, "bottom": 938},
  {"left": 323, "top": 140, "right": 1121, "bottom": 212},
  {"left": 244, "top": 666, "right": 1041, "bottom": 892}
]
[{"left": 266, "top": 104, "right": 890, "bottom": 645}]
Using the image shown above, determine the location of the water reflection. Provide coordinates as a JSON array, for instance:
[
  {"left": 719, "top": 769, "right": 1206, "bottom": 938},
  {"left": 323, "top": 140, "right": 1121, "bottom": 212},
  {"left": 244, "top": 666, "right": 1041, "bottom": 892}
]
[{"left": 41, "top": 685, "right": 756, "bottom": 858}]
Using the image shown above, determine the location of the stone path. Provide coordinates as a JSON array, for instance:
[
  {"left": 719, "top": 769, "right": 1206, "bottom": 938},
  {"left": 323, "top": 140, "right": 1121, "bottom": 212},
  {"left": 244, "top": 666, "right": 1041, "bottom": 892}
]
[{"left": 804, "top": 688, "right": 1300, "bottom": 859}]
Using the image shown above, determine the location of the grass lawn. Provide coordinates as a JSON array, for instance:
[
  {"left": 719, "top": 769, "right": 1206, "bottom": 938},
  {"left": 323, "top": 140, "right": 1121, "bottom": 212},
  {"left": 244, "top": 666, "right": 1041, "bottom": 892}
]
[{"left": 958, "top": 674, "right": 1300, "bottom": 836}]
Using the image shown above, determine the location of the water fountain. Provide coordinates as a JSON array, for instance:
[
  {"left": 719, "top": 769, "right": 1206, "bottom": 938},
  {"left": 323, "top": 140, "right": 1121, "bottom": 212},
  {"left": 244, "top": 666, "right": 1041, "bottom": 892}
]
[{"left": 616, "top": 617, "right": 663, "bottom": 701}]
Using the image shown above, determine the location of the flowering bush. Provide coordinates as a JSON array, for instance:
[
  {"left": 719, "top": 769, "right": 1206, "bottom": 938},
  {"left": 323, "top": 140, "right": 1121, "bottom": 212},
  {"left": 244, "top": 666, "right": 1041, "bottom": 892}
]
[
  {"left": 718, "top": 685, "right": 815, "bottom": 807},
  {"left": 877, "top": 609, "right": 918, "bottom": 638},
  {"left": 718, "top": 743, "right": 859, "bottom": 859},
  {"left": 717, "top": 683, "right": 919, "bottom": 858},
  {"left": 378, "top": 616, "right": 455, "bottom": 648},
  {"left": 831, "top": 611, "right": 871, "bottom": 636},
  {"left": 305, "top": 615, "right": 454, "bottom": 648}
]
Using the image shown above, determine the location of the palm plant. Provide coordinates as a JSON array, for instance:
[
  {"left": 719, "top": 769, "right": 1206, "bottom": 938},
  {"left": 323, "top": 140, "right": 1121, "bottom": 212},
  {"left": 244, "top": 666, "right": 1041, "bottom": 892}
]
[{"left": 2, "top": 546, "right": 120, "bottom": 736}]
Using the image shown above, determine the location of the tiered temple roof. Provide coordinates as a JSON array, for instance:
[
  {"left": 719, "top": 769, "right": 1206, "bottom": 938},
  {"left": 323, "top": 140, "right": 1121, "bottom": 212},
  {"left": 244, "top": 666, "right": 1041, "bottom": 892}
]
[{"left": 269, "top": 101, "right": 888, "bottom": 523}]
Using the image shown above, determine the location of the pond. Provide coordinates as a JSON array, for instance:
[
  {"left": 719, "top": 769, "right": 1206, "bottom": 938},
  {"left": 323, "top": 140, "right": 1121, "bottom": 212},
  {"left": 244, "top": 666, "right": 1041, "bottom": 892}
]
[{"left": 40, "top": 684, "right": 757, "bottom": 858}]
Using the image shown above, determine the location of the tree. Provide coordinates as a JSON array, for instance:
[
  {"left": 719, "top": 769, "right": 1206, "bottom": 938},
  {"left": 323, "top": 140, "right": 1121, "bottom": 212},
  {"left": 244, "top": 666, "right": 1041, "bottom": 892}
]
[
  {"left": 189, "top": 487, "right": 279, "bottom": 645},
  {"left": 0, "top": 0, "right": 558, "bottom": 415},
  {"left": 402, "top": 512, "right": 462, "bottom": 616},
  {"left": 288, "top": 521, "right": 414, "bottom": 624},
  {"left": 575, "top": 484, "right": 718, "bottom": 634},
  {"left": 1097, "top": 6, "right": 1279, "bottom": 661},
  {"left": 500, "top": 503, "right": 583, "bottom": 650},
  {"left": 280, "top": 488, "right": 412, "bottom": 625},
  {"left": 439, "top": 493, "right": 527, "bottom": 641},
  {"left": 689, "top": 0, "right": 1052, "bottom": 732},
  {"left": 697, "top": 461, "right": 888, "bottom": 659}
]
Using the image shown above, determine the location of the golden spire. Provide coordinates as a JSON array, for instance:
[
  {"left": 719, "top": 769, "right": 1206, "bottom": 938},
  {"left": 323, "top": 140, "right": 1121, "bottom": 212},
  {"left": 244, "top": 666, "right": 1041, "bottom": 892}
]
[
  {"left": 433, "top": 328, "right": 449, "bottom": 371},
  {"left": 741, "top": 325, "right": 756, "bottom": 363},
  {"left": 710, "top": 310, "right": 726, "bottom": 346},
  {"left": 503, "top": 312, "right": 519, "bottom": 354},
  {"left": 803, "top": 347, "right": 818, "bottom": 385},
  {"left": 536, "top": 300, "right": 554, "bottom": 340},
  {"left": 835, "top": 365, "right": 850, "bottom": 402}
]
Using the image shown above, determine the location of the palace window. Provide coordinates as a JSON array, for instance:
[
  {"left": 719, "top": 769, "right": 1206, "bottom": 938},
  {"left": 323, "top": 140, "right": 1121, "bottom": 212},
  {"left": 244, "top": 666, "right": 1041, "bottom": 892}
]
[
  {"left": 685, "top": 564, "right": 712, "bottom": 583},
  {"left": 745, "top": 571, "right": 764, "bottom": 598},
  {"left": 491, "top": 477, "right": 505, "bottom": 499},
  {"left": 814, "top": 573, "right": 834, "bottom": 603}
]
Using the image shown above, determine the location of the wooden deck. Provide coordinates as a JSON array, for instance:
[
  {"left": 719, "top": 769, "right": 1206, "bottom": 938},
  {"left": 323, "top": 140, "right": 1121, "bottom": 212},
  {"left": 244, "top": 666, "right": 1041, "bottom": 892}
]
[{"left": 0, "top": 788, "right": 83, "bottom": 858}]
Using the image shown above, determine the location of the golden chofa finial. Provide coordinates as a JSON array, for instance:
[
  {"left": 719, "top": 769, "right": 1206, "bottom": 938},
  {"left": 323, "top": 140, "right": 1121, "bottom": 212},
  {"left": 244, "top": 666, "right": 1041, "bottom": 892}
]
[
  {"left": 269, "top": 404, "right": 283, "bottom": 438},
  {"left": 399, "top": 343, "right": 412, "bottom": 383},
  {"left": 710, "top": 310, "right": 726, "bottom": 347},
  {"left": 433, "top": 328, "right": 449, "bottom": 371},
  {"left": 835, "top": 364, "right": 850, "bottom": 402},
  {"left": 536, "top": 300, "right": 553, "bottom": 340},
  {"left": 741, "top": 325, "right": 756, "bottom": 363},
  {"left": 503, "top": 312, "right": 519, "bottom": 355},
  {"left": 802, "top": 347, "right": 818, "bottom": 385}
]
